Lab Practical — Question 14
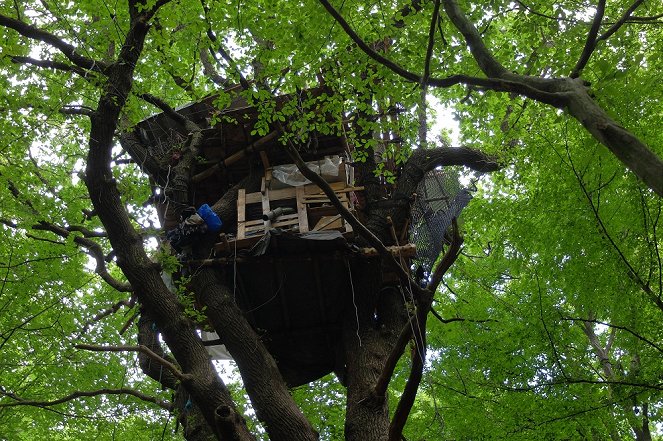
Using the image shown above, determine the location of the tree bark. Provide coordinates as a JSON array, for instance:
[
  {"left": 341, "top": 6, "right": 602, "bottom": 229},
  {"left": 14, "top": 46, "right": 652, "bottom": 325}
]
[
  {"left": 343, "top": 259, "right": 407, "bottom": 441},
  {"left": 83, "top": 6, "right": 254, "bottom": 439},
  {"left": 192, "top": 268, "right": 319, "bottom": 441}
]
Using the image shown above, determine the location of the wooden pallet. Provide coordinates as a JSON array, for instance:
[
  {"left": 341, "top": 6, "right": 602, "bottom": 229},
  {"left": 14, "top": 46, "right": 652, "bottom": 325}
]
[{"left": 236, "top": 180, "right": 359, "bottom": 240}]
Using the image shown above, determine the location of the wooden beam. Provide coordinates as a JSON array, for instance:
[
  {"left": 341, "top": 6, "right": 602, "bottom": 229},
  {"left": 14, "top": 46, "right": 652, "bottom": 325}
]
[
  {"left": 237, "top": 189, "right": 246, "bottom": 240},
  {"left": 296, "top": 186, "right": 309, "bottom": 233},
  {"left": 191, "top": 130, "right": 278, "bottom": 183},
  {"left": 359, "top": 244, "right": 416, "bottom": 258}
]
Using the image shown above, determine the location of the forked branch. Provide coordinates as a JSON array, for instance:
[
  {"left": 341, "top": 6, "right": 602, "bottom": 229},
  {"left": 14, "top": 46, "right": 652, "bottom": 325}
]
[{"left": 32, "top": 221, "right": 132, "bottom": 292}]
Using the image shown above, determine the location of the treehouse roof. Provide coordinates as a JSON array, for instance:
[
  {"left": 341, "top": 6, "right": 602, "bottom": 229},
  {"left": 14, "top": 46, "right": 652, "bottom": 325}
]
[{"left": 135, "top": 86, "right": 348, "bottom": 221}]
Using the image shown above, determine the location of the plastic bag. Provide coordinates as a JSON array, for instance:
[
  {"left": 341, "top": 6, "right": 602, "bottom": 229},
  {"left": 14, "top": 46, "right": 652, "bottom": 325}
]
[{"left": 272, "top": 156, "right": 342, "bottom": 187}]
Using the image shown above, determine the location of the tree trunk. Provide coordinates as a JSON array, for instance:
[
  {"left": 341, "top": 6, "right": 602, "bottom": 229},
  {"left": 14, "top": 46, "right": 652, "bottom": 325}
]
[
  {"left": 192, "top": 268, "right": 319, "bottom": 441},
  {"left": 343, "top": 259, "right": 407, "bottom": 441}
]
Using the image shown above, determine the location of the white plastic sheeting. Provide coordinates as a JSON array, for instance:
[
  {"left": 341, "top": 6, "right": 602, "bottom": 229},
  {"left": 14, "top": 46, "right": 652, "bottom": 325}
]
[{"left": 271, "top": 156, "right": 342, "bottom": 187}]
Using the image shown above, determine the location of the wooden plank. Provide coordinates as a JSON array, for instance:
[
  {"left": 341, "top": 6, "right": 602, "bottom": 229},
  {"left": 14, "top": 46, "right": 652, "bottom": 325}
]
[
  {"left": 272, "top": 219, "right": 300, "bottom": 228},
  {"left": 237, "top": 189, "right": 246, "bottom": 240},
  {"left": 296, "top": 186, "right": 309, "bottom": 233},
  {"left": 262, "top": 187, "right": 271, "bottom": 230},
  {"left": 312, "top": 215, "right": 342, "bottom": 231},
  {"left": 304, "top": 181, "right": 348, "bottom": 194},
  {"left": 244, "top": 184, "right": 361, "bottom": 204},
  {"left": 246, "top": 226, "right": 266, "bottom": 233},
  {"left": 259, "top": 151, "right": 271, "bottom": 170},
  {"left": 359, "top": 243, "right": 416, "bottom": 258},
  {"left": 302, "top": 194, "right": 350, "bottom": 204},
  {"left": 304, "top": 184, "right": 364, "bottom": 196},
  {"left": 245, "top": 186, "right": 297, "bottom": 204},
  {"left": 264, "top": 168, "right": 272, "bottom": 191}
]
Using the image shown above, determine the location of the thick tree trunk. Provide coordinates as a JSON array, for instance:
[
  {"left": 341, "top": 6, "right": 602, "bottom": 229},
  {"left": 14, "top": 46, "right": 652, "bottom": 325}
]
[
  {"left": 83, "top": 7, "right": 254, "bottom": 440},
  {"left": 138, "top": 312, "right": 218, "bottom": 441},
  {"left": 192, "top": 268, "right": 319, "bottom": 441},
  {"left": 343, "top": 259, "right": 407, "bottom": 441}
]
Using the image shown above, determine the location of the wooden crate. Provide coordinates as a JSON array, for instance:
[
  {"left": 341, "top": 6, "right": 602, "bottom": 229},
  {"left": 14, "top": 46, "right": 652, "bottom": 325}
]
[{"left": 236, "top": 180, "right": 357, "bottom": 240}]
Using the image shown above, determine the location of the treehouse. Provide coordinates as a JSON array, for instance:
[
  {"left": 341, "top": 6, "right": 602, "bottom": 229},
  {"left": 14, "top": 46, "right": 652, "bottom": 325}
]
[{"left": 129, "top": 86, "right": 419, "bottom": 386}]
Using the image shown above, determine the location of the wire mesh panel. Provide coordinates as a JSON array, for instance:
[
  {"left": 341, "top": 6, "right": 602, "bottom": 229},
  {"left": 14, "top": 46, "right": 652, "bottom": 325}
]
[{"left": 410, "top": 168, "right": 473, "bottom": 277}]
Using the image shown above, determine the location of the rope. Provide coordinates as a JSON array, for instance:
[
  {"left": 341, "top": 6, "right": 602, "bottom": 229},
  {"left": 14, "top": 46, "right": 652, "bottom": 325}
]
[{"left": 345, "top": 258, "right": 361, "bottom": 347}]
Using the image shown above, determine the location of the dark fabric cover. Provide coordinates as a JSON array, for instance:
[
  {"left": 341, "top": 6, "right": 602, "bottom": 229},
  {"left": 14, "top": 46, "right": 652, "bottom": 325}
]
[{"left": 228, "top": 229, "right": 352, "bottom": 386}]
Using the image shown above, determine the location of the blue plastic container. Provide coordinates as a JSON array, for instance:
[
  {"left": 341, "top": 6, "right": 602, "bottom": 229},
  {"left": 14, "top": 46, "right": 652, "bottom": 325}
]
[{"left": 197, "top": 204, "right": 222, "bottom": 232}]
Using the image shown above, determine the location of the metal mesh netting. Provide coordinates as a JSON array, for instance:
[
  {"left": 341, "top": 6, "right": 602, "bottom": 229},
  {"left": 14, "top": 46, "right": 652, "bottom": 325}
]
[{"left": 410, "top": 168, "right": 474, "bottom": 277}]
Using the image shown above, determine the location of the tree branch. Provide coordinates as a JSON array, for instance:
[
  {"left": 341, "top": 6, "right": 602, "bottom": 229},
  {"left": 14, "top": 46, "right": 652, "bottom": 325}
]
[
  {"left": 0, "top": 387, "right": 171, "bottom": 411},
  {"left": 317, "top": 0, "right": 422, "bottom": 82},
  {"left": 193, "top": 268, "right": 318, "bottom": 441},
  {"left": 136, "top": 312, "right": 179, "bottom": 390},
  {"left": 388, "top": 220, "right": 462, "bottom": 441},
  {"left": 562, "top": 316, "right": 663, "bottom": 354},
  {"left": 81, "top": 298, "right": 135, "bottom": 334},
  {"left": 32, "top": 221, "right": 132, "bottom": 292},
  {"left": 8, "top": 55, "right": 89, "bottom": 77},
  {"left": 373, "top": 314, "right": 416, "bottom": 399},
  {"left": 596, "top": 0, "right": 646, "bottom": 44},
  {"left": 418, "top": 0, "right": 441, "bottom": 146},
  {"left": 0, "top": 14, "right": 108, "bottom": 73},
  {"left": 565, "top": 144, "right": 663, "bottom": 309},
  {"left": 426, "top": 218, "right": 462, "bottom": 292},
  {"left": 570, "top": 0, "right": 606, "bottom": 78},
  {"left": 200, "top": 0, "right": 251, "bottom": 90},
  {"left": 430, "top": 308, "right": 496, "bottom": 325},
  {"left": 316, "top": 0, "right": 662, "bottom": 195},
  {"left": 75, "top": 343, "right": 193, "bottom": 382},
  {"left": 199, "top": 47, "right": 227, "bottom": 86},
  {"left": 441, "top": 0, "right": 508, "bottom": 77},
  {"left": 82, "top": 3, "right": 256, "bottom": 436},
  {"left": 138, "top": 93, "right": 191, "bottom": 131},
  {"left": 60, "top": 106, "right": 96, "bottom": 118}
]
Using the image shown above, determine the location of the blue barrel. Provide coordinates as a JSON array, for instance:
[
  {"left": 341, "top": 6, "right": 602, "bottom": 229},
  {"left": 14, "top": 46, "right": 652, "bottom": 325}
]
[{"left": 197, "top": 204, "right": 222, "bottom": 232}]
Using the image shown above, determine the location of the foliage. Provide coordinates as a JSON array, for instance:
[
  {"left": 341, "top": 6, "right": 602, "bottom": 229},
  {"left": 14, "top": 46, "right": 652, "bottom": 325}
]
[{"left": 0, "top": 0, "right": 661, "bottom": 440}]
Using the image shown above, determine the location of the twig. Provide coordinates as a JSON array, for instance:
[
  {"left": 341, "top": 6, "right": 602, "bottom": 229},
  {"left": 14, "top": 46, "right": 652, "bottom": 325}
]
[
  {"left": 0, "top": 387, "right": 172, "bottom": 411},
  {"left": 75, "top": 343, "right": 193, "bottom": 382},
  {"left": 81, "top": 298, "right": 135, "bottom": 333},
  {"left": 430, "top": 308, "right": 496, "bottom": 325}
]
